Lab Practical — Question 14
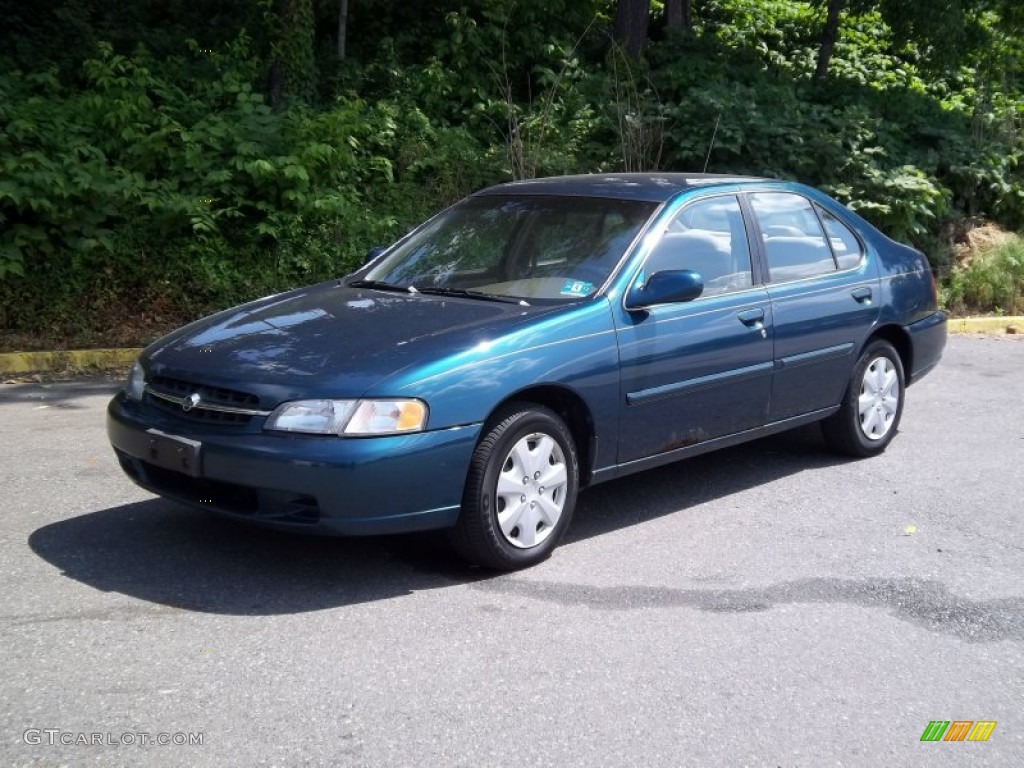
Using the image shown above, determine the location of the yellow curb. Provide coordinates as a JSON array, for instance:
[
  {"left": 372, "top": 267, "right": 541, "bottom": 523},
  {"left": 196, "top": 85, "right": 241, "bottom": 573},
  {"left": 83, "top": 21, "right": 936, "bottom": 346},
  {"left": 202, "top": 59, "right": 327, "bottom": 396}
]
[
  {"left": 948, "top": 316, "right": 1024, "bottom": 335},
  {"left": 0, "top": 348, "right": 142, "bottom": 375}
]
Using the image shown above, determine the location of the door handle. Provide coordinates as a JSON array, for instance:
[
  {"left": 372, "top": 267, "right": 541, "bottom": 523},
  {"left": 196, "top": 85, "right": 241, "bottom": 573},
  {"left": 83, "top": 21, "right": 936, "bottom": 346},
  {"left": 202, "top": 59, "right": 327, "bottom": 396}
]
[
  {"left": 851, "top": 286, "right": 873, "bottom": 304},
  {"left": 737, "top": 308, "right": 764, "bottom": 326},
  {"left": 737, "top": 308, "right": 768, "bottom": 337}
]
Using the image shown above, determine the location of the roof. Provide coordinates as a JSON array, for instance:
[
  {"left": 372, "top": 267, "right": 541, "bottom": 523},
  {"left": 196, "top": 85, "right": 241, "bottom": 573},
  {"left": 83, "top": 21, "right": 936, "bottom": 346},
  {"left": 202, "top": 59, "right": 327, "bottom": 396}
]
[{"left": 475, "top": 173, "right": 768, "bottom": 203}]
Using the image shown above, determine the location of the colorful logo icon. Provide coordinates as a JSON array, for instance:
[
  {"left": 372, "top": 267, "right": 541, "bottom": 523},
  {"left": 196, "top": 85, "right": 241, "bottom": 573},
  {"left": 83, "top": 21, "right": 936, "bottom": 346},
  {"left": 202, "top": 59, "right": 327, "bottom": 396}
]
[{"left": 920, "top": 721, "right": 997, "bottom": 742}]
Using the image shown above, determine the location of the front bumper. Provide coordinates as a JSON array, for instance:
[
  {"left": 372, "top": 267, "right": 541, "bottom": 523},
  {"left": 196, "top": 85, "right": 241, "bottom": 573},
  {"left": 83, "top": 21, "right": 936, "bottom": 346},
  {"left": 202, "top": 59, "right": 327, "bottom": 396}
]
[{"left": 107, "top": 394, "right": 481, "bottom": 535}]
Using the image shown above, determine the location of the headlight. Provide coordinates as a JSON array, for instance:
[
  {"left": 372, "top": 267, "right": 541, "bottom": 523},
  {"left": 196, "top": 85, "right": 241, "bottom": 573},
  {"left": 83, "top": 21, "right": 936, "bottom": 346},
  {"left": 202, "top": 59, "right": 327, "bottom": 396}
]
[
  {"left": 265, "top": 398, "right": 427, "bottom": 436},
  {"left": 344, "top": 399, "right": 428, "bottom": 435},
  {"left": 125, "top": 360, "right": 146, "bottom": 401}
]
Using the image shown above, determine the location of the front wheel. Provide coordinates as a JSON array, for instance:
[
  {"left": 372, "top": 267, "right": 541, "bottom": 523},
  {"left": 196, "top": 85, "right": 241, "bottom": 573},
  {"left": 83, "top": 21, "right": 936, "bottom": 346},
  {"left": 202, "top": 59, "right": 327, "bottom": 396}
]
[
  {"left": 450, "top": 404, "right": 578, "bottom": 570},
  {"left": 822, "top": 340, "right": 905, "bottom": 458}
]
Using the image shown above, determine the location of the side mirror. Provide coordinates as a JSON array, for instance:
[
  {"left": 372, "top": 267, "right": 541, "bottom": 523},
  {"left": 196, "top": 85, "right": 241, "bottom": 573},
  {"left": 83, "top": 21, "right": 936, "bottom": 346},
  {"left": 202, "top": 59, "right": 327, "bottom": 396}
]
[
  {"left": 363, "top": 246, "right": 388, "bottom": 265},
  {"left": 626, "top": 269, "right": 704, "bottom": 309}
]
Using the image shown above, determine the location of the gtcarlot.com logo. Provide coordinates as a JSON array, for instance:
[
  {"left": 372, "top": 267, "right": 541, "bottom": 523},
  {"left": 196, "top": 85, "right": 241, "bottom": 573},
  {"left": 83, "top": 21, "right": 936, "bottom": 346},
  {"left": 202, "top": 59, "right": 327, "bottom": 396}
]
[
  {"left": 920, "top": 721, "right": 997, "bottom": 742},
  {"left": 24, "top": 729, "right": 204, "bottom": 747}
]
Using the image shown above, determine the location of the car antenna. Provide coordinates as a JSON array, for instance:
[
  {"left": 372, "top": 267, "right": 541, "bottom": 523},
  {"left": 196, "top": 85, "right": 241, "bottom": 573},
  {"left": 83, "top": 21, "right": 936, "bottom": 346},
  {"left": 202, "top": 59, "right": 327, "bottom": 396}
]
[{"left": 703, "top": 114, "right": 721, "bottom": 174}]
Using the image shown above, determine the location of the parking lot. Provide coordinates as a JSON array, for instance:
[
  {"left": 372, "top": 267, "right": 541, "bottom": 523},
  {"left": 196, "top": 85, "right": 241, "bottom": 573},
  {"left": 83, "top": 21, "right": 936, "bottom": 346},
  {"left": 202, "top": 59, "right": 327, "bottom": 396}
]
[{"left": 2, "top": 335, "right": 1022, "bottom": 766}]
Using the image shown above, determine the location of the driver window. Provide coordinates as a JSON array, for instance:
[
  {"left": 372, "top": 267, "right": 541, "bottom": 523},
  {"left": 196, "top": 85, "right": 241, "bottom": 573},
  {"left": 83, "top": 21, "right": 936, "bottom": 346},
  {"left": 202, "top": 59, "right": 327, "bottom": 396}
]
[{"left": 646, "top": 195, "right": 753, "bottom": 298}]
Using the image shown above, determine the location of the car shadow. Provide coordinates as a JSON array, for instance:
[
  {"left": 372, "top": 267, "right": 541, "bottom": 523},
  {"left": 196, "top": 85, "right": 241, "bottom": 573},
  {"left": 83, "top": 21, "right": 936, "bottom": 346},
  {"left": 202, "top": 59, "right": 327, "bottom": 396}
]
[
  {"left": 28, "top": 500, "right": 480, "bottom": 615},
  {"left": 566, "top": 423, "right": 838, "bottom": 544},
  {"left": 29, "top": 425, "right": 844, "bottom": 616}
]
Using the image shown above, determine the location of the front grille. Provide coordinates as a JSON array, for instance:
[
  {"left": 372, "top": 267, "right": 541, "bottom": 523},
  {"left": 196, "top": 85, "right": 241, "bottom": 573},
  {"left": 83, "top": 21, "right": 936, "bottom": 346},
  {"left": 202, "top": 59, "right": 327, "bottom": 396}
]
[{"left": 146, "top": 375, "right": 264, "bottom": 425}]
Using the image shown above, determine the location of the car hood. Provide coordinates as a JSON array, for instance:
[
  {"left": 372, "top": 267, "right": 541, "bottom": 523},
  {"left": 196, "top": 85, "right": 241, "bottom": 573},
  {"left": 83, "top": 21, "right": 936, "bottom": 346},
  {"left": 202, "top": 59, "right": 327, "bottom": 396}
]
[{"left": 144, "top": 281, "right": 563, "bottom": 402}]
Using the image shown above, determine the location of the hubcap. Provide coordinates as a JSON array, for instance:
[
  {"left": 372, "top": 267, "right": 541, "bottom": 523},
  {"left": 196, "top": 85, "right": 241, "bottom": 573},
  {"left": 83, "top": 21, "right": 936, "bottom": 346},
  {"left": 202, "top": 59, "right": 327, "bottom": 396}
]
[
  {"left": 494, "top": 432, "right": 568, "bottom": 549},
  {"left": 858, "top": 356, "right": 900, "bottom": 441}
]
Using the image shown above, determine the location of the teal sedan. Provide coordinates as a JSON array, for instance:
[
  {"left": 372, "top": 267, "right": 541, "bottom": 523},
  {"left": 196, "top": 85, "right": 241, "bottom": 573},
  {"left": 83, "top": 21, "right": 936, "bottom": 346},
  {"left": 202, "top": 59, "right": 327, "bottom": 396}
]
[{"left": 108, "top": 174, "right": 947, "bottom": 569}]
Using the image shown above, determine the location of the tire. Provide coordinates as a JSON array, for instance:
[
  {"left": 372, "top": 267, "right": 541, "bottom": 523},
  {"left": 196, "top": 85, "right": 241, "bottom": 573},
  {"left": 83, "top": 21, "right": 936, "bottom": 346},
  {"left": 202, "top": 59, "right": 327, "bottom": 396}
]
[
  {"left": 822, "top": 339, "right": 906, "bottom": 458},
  {"left": 450, "top": 403, "right": 579, "bottom": 570}
]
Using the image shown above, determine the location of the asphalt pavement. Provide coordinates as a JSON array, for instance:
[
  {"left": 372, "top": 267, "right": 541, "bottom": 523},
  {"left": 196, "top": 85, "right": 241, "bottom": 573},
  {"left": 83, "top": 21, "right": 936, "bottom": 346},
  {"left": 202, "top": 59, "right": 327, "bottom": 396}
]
[{"left": 1, "top": 335, "right": 1022, "bottom": 767}]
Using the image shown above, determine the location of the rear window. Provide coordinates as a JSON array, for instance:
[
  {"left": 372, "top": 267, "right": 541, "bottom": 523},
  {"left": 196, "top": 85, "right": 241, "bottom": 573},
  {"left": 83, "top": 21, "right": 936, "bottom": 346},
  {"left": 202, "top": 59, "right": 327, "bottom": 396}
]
[
  {"left": 749, "top": 192, "right": 837, "bottom": 283},
  {"left": 817, "top": 205, "right": 863, "bottom": 270}
]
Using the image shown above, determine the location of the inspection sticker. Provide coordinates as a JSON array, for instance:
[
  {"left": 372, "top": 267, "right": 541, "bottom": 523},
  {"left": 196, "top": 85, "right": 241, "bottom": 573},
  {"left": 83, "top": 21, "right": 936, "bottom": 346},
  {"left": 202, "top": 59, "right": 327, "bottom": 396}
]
[{"left": 560, "top": 279, "right": 593, "bottom": 297}]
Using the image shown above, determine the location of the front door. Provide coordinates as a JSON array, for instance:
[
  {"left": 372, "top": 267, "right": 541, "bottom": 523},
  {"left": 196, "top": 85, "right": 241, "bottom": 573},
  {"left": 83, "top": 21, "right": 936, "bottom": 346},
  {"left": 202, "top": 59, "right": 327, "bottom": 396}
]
[{"left": 614, "top": 194, "right": 774, "bottom": 464}]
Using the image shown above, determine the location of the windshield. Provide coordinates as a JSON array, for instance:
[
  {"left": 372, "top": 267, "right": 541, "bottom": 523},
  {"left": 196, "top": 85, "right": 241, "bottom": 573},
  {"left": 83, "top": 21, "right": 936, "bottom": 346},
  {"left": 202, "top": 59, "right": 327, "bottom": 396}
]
[{"left": 359, "top": 194, "right": 656, "bottom": 303}]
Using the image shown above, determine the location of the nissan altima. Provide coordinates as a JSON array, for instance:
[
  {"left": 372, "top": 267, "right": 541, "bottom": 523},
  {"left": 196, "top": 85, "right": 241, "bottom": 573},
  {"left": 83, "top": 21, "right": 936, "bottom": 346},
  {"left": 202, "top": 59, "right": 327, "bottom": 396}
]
[{"left": 108, "top": 174, "right": 947, "bottom": 569}]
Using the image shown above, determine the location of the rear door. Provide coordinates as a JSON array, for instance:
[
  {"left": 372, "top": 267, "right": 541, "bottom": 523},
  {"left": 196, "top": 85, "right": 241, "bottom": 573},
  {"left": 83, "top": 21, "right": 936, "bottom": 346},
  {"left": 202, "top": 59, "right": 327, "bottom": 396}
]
[
  {"left": 614, "top": 194, "right": 774, "bottom": 464},
  {"left": 747, "top": 191, "right": 880, "bottom": 422}
]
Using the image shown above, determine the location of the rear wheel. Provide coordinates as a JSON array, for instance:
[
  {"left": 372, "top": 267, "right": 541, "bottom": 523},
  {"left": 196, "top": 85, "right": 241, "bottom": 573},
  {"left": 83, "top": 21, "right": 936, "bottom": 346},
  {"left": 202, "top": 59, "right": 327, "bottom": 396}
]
[
  {"left": 822, "top": 340, "right": 905, "bottom": 457},
  {"left": 450, "top": 404, "right": 578, "bottom": 570}
]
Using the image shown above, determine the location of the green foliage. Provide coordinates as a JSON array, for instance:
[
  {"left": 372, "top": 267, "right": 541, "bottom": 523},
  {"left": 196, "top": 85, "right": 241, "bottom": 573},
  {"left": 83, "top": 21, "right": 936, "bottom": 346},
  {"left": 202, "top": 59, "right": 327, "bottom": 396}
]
[
  {"left": 1, "top": 0, "right": 1023, "bottom": 344},
  {"left": 644, "top": 1, "right": 1024, "bottom": 262},
  {"left": 944, "top": 236, "right": 1024, "bottom": 314},
  {"left": 0, "top": 36, "right": 498, "bottom": 340}
]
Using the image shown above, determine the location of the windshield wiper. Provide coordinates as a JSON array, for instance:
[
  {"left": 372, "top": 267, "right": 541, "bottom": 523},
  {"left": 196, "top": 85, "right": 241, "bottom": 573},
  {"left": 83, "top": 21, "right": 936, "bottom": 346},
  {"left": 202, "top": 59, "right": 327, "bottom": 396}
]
[
  {"left": 349, "top": 280, "right": 529, "bottom": 305},
  {"left": 347, "top": 279, "right": 411, "bottom": 293},
  {"left": 412, "top": 286, "right": 529, "bottom": 306}
]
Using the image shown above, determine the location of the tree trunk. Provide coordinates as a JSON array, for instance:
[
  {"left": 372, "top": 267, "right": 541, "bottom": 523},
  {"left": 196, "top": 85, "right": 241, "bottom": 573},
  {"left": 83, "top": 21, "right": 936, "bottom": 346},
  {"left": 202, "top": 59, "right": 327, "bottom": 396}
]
[
  {"left": 269, "top": 61, "right": 285, "bottom": 111},
  {"left": 814, "top": 0, "right": 846, "bottom": 81},
  {"left": 270, "top": 0, "right": 316, "bottom": 108},
  {"left": 614, "top": 0, "right": 651, "bottom": 58},
  {"left": 337, "top": 0, "right": 348, "bottom": 59},
  {"left": 666, "top": 0, "right": 692, "bottom": 29}
]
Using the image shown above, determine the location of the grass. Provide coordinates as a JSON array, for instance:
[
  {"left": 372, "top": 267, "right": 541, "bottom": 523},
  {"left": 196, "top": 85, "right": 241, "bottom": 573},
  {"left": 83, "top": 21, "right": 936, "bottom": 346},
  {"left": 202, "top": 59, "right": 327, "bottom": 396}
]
[{"left": 942, "top": 234, "right": 1024, "bottom": 316}]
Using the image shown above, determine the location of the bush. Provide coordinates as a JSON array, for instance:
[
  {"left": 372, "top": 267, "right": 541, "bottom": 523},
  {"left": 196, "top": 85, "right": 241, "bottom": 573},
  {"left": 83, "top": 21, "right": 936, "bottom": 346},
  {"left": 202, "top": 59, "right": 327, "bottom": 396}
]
[
  {"left": 0, "top": 39, "right": 503, "bottom": 345},
  {"left": 944, "top": 236, "right": 1024, "bottom": 315},
  {"left": 3, "top": 1, "right": 1023, "bottom": 345}
]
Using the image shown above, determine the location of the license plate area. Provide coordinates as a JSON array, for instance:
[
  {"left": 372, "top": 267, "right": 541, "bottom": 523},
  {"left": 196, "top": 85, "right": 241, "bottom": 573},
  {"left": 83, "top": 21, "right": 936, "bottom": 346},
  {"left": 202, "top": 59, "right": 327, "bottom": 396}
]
[{"left": 144, "top": 429, "right": 202, "bottom": 478}]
